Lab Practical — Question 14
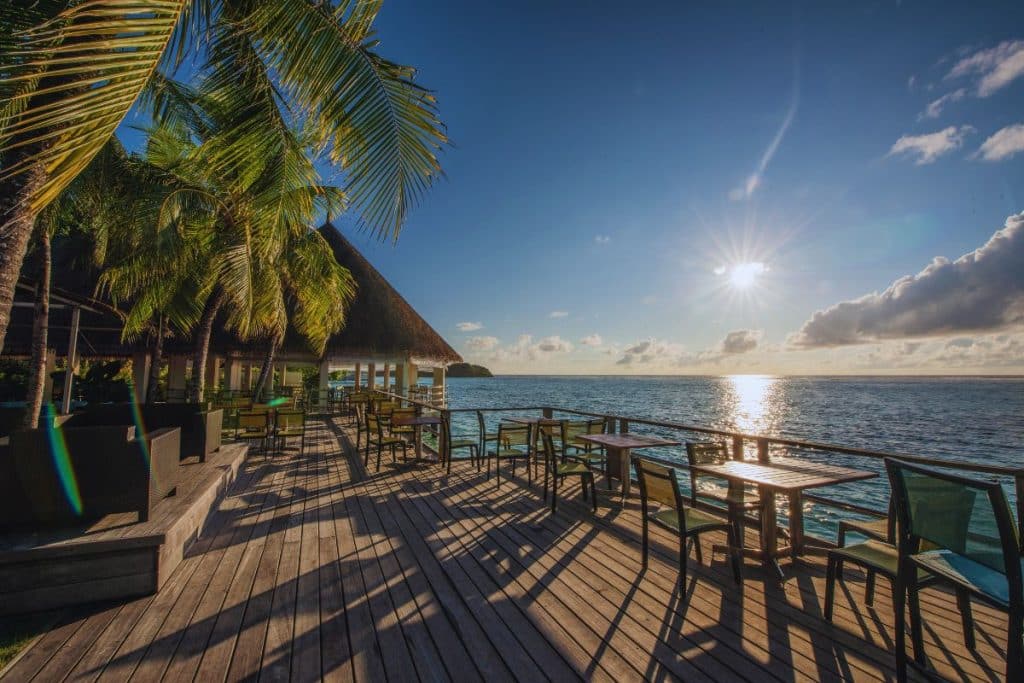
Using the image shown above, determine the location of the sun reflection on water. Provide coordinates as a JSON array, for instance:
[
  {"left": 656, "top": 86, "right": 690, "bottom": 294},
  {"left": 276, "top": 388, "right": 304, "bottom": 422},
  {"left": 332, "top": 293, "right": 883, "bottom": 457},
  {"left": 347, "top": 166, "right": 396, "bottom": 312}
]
[{"left": 723, "top": 374, "right": 780, "bottom": 436}]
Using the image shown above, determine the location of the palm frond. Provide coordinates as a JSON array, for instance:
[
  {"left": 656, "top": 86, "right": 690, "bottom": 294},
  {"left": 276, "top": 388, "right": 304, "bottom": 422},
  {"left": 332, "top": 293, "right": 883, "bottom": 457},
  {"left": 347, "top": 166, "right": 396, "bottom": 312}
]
[{"left": 0, "top": 1, "right": 188, "bottom": 212}]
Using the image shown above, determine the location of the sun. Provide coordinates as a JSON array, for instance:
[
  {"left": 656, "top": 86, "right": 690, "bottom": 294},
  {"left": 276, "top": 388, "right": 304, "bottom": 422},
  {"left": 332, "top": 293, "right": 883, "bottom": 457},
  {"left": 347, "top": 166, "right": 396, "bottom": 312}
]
[{"left": 727, "top": 261, "right": 766, "bottom": 290}]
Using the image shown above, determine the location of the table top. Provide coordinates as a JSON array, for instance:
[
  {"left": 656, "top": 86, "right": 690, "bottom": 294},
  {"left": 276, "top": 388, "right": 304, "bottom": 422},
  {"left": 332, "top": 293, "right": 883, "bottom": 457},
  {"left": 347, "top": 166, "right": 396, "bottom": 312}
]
[
  {"left": 576, "top": 433, "right": 681, "bottom": 450},
  {"left": 690, "top": 457, "right": 876, "bottom": 492},
  {"left": 504, "top": 416, "right": 563, "bottom": 425},
  {"left": 391, "top": 415, "right": 442, "bottom": 427}
]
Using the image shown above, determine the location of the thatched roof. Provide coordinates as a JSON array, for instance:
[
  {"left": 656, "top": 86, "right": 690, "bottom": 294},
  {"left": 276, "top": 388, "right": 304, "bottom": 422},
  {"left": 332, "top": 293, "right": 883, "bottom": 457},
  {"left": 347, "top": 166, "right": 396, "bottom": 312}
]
[
  {"left": 284, "top": 223, "right": 461, "bottom": 364},
  {"left": 2, "top": 225, "right": 462, "bottom": 366}
]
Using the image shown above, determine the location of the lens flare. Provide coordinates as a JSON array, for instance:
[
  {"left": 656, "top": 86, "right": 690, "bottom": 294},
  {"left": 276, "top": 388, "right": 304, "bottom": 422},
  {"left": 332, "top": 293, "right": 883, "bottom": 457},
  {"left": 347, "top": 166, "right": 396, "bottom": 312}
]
[
  {"left": 44, "top": 402, "right": 82, "bottom": 516},
  {"left": 129, "top": 385, "right": 151, "bottom": 468},
  {"left": 268, "top": 396, "right": 289, "bottom": 407}
]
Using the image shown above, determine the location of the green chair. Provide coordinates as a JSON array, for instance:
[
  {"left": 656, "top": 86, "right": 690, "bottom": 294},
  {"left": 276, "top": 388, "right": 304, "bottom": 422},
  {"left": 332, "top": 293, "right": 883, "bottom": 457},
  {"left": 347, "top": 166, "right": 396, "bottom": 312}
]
[
  {"left": 634, "top": 457, "right": 742, "bottom": 586},
  {"left": 487, "top": 422, "right": 532, "bottom": 488},
  {"left": 541, "top": 432, "right": 596, "bottom": 513},
  {"left": 237, "top": 410, "right": 271, "bottom": 455},
  {"left": 389, "top": 406, "right": 416, "bottom": 441},
  {"left": 275, "top": 409, "right": 307, "bottom": 455},
  {"left": 886, "top": 458, "right": 1022, "bottom": 682},
  {"left": 443, "top": 414, "right": 479, "bottom": 474},
  {"left": 685, "top": 441, "right": 764, "bottom": 548},
  {"left": 364, "top": 412, "right": 409, "bottom": 472},
  {"left": 476, "top": 411, "right": 502, "bottom": 471}
]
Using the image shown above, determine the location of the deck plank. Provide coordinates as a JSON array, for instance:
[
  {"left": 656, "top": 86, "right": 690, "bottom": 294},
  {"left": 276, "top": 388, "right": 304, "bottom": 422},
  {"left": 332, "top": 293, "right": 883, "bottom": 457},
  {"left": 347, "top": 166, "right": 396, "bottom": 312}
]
[{"left": 2, "top": 414, "right": 1010, "bottom": 683}]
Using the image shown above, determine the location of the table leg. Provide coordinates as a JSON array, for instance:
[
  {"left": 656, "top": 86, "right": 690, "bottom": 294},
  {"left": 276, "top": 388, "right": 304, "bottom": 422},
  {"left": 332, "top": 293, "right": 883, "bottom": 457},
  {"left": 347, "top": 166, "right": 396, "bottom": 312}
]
[
  {"left": 604, "top": 447, "right": 631, "bottom": 498},
  {"left": 415, "top": 426, "right": 422, "bottom": 461},
  {"left": 788, "top": 491, "right": 804, "bottom": 560},
  {"left": 759, "top": 486, "right": 784, "bottom": 580}
]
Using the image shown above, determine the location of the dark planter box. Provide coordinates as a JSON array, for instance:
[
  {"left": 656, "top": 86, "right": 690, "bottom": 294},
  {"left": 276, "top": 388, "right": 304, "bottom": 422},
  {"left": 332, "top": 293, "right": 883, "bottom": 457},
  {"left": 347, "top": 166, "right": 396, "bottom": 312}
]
[
  {"left": 63, "top": 404, "right": 223, "bottom": 462},
  {"left": 0, "top": 425, "right": 180, "bottom": 529}
]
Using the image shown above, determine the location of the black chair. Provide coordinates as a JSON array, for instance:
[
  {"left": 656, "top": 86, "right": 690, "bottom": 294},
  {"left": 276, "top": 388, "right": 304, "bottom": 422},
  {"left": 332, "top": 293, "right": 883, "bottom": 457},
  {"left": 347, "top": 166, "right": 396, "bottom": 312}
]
[
  {"left": 487, "top": 422, "right": 531, "bottom": 488},
  {"left": 364, "top": 412, "right": 410, "bottom": 472},
  {"left": 540, "top": 432, "right": 596, "bottom": 513},
  {"left": 886, "top": 458, "right": 1022, "bottom": 682},
  {"left": 476, "top": 410, "right": 502, "bottom": 472},
  {"left": 634, "top": 457, "right": 742, "bottom": 586},
  {"left": 443, "top": 414, "right": 479, "bottom": 474}
]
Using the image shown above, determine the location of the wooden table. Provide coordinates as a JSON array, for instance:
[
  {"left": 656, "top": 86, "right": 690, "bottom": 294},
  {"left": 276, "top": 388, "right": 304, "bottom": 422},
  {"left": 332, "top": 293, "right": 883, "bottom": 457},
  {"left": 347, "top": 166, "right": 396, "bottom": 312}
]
[
  {"left": 576, "top": 433, "right": 681, "bottom": 497},
  {"left": 690, "top": 457, "right": 876, "bottom": 578},
  {"left": 391, "top": 414, "right": 441, "bottom": 462}
]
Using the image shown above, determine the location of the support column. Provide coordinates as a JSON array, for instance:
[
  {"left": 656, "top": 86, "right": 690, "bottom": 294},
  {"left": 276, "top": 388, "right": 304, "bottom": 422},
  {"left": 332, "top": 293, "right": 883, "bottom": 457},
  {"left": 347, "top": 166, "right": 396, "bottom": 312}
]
[
  {"left": 382, "top": 363, "right": 390, "bottom": 392},
  {"left": 367, "top": 362, "right": 377, "bottom": 390},
  {"left": 226, "top": 358, "right": 241, "bottom": 391},
  {"left": 61, "top": 307, "right": 81, "bottom": 415},
  {"left": 394, "top": 362, "right": 407, "bottom": 394},
  {"left": 168, "top": 355, "right": 188, "bottom": 397},
  {"left": 432, "top": 366, "right": 445, "bottom": 406},
  {"left": 354, "top": 363, "right": 362, "bottom": 388},
  {"left": 319, "top": 360, "right": 330, "bottom": 408},
  {"left": 132, "top": 351, "right": 151, "bottom": 402}
]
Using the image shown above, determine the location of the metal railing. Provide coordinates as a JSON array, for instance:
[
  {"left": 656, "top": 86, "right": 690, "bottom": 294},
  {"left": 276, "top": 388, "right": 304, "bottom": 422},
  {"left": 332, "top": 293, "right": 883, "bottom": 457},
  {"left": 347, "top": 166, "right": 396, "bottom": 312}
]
[{"left": 358, "top": 389, "right": 1024, "bottom": 538}]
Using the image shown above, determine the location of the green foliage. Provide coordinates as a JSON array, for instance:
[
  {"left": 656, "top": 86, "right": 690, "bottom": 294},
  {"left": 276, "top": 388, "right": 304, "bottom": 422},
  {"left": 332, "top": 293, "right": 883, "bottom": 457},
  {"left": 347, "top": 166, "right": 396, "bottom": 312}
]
[
  {"left": 446, "top": 363, "right": 493, "bottom": 378},
  {"left": 0, "top": 360, "right": 30, "bottom": 401}
]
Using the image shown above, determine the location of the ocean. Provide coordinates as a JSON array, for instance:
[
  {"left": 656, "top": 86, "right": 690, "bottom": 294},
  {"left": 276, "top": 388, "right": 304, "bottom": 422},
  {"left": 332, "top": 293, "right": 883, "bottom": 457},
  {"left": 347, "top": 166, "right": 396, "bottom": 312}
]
[{"left": 443, "top": 375, "right": 1024, "bottom": 540}]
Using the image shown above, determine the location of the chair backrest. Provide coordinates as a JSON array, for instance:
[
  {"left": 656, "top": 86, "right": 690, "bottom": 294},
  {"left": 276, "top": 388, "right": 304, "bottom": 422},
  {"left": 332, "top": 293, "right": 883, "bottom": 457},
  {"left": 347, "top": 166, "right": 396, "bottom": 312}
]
[
  {"left": 367, "top": 412, "right": 384, "bottom": 437},
  {"left": 886, "top": 458, "right": 1021, "bottom": 589},
  {"left": 686, "top": 441, "right": 730, "bottom": 465},
  {"left": 376, "top": 401, "right": 399, "bottom": 416},
  {"left": 634, "top": 458, "right": 685, "bottom": 522},
  {"left": 476, "top": 410, "right": 489, "bottom": 438},
  {"left": 560, "top": 420, "right": 588, "bottom": 444},
  {"left": 276, "top": 410, "right": 305, "bottom": 431},
  {"left": 540, "top": 432, "right": 560, "bottom": 474},
  {"left": 586, "top": 418, "right": 607, "bottom": 435},
  {"left": 238, "top": 411, "right": 269, "bottom": 432},
  {"left": 498, "top": 422, "right": 531, "bottom": 448}
]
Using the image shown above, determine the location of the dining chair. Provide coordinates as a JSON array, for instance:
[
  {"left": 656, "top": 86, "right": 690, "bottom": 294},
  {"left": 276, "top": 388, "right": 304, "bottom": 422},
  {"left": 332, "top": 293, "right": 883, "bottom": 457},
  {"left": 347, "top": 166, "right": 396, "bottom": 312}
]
[
  {"left": 685, "top": 441, "right": 764, "bottom": 548},
  {"left": 541, "top": 432, "right": 596, "bottom": 513},
  {"left": 886, "top": 458, "right": 1021, "bottom": 682},
  {"left": 634, "top": 457, "right": 742, "bottom": 586},
  {"left": 237, "top": 410, "right": 271, "bottom": 455},
  {"left": 487, "top": 422, "right": 532, "bottom": 488},
  {"left": 476, "top": 410, "right": 502, "bottom": 471},
  {"left": 275, "top": 409, "right": 307, "bottom": 455},
  {"left": 442, "top": 414, "right": 479, "bottom": 474},
  {"left": 389, "top": 406, "right": 416, "bottom": 441},
  {"left": 365, "top": 412, "right": 410, "bottom": 472}
]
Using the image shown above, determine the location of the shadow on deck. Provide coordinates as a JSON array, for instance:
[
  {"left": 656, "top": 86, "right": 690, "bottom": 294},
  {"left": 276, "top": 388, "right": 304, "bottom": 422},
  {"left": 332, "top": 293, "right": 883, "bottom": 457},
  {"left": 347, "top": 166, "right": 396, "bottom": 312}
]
[{"left": 1, "top": 416, "right": 1008, "bottom": 682}]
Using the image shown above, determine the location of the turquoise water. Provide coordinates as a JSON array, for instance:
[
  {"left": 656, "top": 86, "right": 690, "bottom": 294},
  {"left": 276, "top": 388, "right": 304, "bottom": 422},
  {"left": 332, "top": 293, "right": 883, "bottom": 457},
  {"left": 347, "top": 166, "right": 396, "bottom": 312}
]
[{"left": 445, "top": 375, "right": 1024, "bottom": 541}]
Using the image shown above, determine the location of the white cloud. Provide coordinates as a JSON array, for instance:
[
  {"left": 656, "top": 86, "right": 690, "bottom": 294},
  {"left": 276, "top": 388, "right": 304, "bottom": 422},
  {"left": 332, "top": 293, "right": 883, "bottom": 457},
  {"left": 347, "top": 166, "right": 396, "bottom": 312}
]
[
  {"left": 790, "top": 212, "right": 1024, "bottom": 347},
  {"left": 947, "top": 40, "right": 1024, "bottom": 97},
  {"left": 919, "top": 88, "right": 966, "bottom": 119},
  {"left": 975, "top": 123, "right": 1024, "bottom": 162},
  {"left": 720, "top": 329, "right": 763, "bottom": 354},
  {"left": 536, "top": 336, "right": 573, "bottom": 353},
  {"left": 615, "top": 338, "right": 690, "bottom": 366},
  {"left": 594, "top": 235, "right": 611, "bottom": 245},
  {"left": 888, "top": 126, "right": 973, "bottom": 165},
  {"left": 456, "top": 321, "right": 482, "bottom": 332},
  {"left": 464, "top": 335, "right": 499, "bottom": 351},
  {"left": 730, "top": 64, "right": 800, "bottom": 201},
  {"left": 548, "top": 310, "right": 569, "bottom": 318},
  {"left": 579, "top": 333, "right": 602, "bottom": 347}
]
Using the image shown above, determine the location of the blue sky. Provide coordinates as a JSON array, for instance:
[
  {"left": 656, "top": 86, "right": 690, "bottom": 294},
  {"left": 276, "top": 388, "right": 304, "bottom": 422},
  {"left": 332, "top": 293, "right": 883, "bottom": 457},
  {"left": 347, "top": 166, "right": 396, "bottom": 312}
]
[{"left": 123, "top": 1, "right": 1024, "bottom": 374}]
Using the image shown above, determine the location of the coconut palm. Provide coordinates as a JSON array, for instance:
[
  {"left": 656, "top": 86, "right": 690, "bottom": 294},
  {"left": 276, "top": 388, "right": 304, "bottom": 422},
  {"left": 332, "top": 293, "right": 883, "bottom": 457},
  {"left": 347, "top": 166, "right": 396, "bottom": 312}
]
[{"left": 0, "top": 0, "right": 446, "bottom": 353}]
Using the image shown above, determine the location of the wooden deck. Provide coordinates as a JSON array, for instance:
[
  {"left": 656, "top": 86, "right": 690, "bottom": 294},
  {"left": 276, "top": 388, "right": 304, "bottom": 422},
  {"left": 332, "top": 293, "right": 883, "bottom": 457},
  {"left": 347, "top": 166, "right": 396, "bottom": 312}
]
[{"left": 1, "top": 416, "right": 1008, "bottom": 682}]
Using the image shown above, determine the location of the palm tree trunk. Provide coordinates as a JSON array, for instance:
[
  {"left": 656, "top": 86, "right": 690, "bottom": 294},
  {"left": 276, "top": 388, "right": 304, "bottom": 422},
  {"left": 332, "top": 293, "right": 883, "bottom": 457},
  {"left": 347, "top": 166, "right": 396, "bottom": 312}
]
[
  {"left": 190, "top": 289, "right": 225, "bottom": 404},
  {"left": 146, "top": 313, "right": 165, "bottom": 404},
  {"left": 0, "top": 166, "right": 47, "bottom": 355},
  {"left": 23, "top": 225, "right": 51, "bottom": 429},
  {"left": 253, "top": 335, "right": 281, "bottom": 401}
]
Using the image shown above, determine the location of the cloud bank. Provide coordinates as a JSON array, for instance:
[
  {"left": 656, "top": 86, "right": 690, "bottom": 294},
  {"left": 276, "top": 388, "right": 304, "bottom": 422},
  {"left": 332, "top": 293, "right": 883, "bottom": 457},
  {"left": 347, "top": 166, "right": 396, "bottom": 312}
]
[
  {"left": 465, "top": 335, "right": 498, "bottom": 351},
  {"left": 946, "top": 40, "right": 1024, "bottom": 97},
  {"left": 976, "top": 123, "right": 1024, "bottom": 162},
  {"left": 888, "top": 126, "right": 973, "bottom": 165},
  {"left": 720, "top": 329, "right": 763, "bottom": 354},
  {"left": 579, "top": 333, "right": 602, "bottom": 346},
  {"left": 791, "top": 212, "right": 1024, "bottom": 347}
]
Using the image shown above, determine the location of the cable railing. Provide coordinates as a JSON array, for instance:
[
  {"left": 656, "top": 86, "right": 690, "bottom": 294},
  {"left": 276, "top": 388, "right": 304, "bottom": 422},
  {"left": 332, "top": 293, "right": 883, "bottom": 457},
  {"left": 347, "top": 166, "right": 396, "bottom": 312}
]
[{"left": 350, "top": 388, "right": 1024, "bottom": 541}]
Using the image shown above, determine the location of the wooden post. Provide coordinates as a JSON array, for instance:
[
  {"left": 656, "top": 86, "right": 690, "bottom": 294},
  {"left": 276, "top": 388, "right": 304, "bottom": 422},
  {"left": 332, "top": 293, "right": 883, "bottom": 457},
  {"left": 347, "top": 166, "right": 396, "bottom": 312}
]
[
  {"left": 619, "top": 419, "right": 630, "bottom": 434},
  {"left": 354, "top": 363, "right": 362, "bottom": 388},
  {"left": 757, "top": 437, "right": 770, "bottom": 463},
  {"left": 394, "top": 362, "right": 407, "bottom": 394},
  {"left": 432, "top": 366, "right": 445, "bottom": 405},
  {"left": 732, "top": 435, "right": 745, "bottom": 461},
  {"left": 60, "top": 306, "right": 80, "bottom": 415},
  {"left": 205, "top": 355, "right": 221, "bottom": 397},
  {"left": 542, "top": 407, "right": 553, "bottom": 419},
  {"left": 367, "top": 362, "right": 376, "bottom": 390},
  {"left": 226, "top": 358, "right": 241, "bottom": 391},
  {"left": 382, "top": 363, "right": 390, "bottom": 391},
  {"left": 131, "top": 351, "right": 151, "bottom": 402}
]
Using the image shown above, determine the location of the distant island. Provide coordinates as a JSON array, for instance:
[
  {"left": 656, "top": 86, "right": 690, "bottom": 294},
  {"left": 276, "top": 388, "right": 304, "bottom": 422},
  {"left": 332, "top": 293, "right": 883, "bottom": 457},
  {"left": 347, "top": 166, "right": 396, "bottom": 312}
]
[{"left": 447, "top": 363, "right": 493, "bottom": 377}]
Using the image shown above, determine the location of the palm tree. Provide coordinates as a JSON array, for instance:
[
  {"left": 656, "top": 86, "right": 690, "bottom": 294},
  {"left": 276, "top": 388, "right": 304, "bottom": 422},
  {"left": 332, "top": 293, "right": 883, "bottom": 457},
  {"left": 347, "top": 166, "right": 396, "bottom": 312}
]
[{"left": 0, "top": 0, "right": 446, "bottom": 353}]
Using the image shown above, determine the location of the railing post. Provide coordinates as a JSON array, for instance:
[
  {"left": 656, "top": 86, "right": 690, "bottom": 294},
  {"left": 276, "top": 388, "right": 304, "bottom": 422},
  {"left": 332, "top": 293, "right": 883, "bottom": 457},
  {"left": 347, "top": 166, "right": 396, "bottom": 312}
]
[
  {"left": 542, "top": 407, "right": 553, "bottom": 419},
  {"left": 732, "top": 435, "right": 745, "bottom": 461},
  {"left": 757, "top": 437, "right": 770, "bottom": 463},
  {"left": 440, "top": 408, "right": 449, "bottom": 466},
  {"left": 620, "top": 419, "right": 630, "bottom": 434}
]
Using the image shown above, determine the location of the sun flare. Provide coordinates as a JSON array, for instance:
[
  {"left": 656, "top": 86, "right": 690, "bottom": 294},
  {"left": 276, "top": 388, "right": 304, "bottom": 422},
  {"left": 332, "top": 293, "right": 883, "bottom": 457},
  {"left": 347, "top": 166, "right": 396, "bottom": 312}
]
[{"left": 727, "top": 261, "right": 766, "bottom": 290}]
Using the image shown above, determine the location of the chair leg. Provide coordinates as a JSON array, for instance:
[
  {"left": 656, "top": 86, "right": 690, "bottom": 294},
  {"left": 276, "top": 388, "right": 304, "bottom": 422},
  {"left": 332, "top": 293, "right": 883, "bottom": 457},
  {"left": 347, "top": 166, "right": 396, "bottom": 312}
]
[
  {"left": 589, "top": 475, "right": 597, "bottom": 512},
  {"left": 693, "top": 535, "right": 704, "bottom": 565},
  {"left": 893, "top": 573, "right": 908, "bottom": 683},
  {"left": 550, "top": 474, "right": 557, "bottom": 513},
  {"left": 725, "top": 524, "right": 742, "bottom": 585},
  {"left": 678, "top": 534, "right": 688, "bottom": 587},
  {"left": 837, "top": 525, "right": 846, "bottom": 548},
  {"left": 375, "top": 444, "right": 382, "bottom": 472},
  {"left": 824, "top": 555, "right": 838, "bottom": 621},
  {"left": 908, "top": 583, "right": 925, "bottom": 666},
  {"left": 864, "top": 569, "right": 876, "bottom": 606},
  {"left": 956, "top": 588, "right": 975, "bottom": 650},
  {"left": 641, "top": 517, "right": 649, "bottom": 569},
  {"left": 1008, "top": 612, "right": 1024, "bottom": 682}
]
